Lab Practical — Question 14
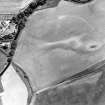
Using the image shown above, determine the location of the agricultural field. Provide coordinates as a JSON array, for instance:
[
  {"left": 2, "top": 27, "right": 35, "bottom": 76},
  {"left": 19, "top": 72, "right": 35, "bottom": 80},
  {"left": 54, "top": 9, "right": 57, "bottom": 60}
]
[{"left": 0, "top": 0, "right": 105, "bottom": 105}]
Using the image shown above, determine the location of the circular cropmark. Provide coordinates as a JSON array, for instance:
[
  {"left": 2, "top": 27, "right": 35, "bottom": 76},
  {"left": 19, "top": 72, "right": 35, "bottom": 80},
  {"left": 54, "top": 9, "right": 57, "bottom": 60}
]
[{"left": 84, "top": 40, "right": 104, "bottom": 52}]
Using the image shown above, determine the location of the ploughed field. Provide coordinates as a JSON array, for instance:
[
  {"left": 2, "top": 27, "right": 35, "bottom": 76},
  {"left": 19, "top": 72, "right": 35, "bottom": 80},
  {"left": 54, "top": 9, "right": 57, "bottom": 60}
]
[
  {"left": 13, "top": 0, "right": 105, "bottom": 91},
  {"left": 0, "top": 0, "right": 28, "bottom": 14}
]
